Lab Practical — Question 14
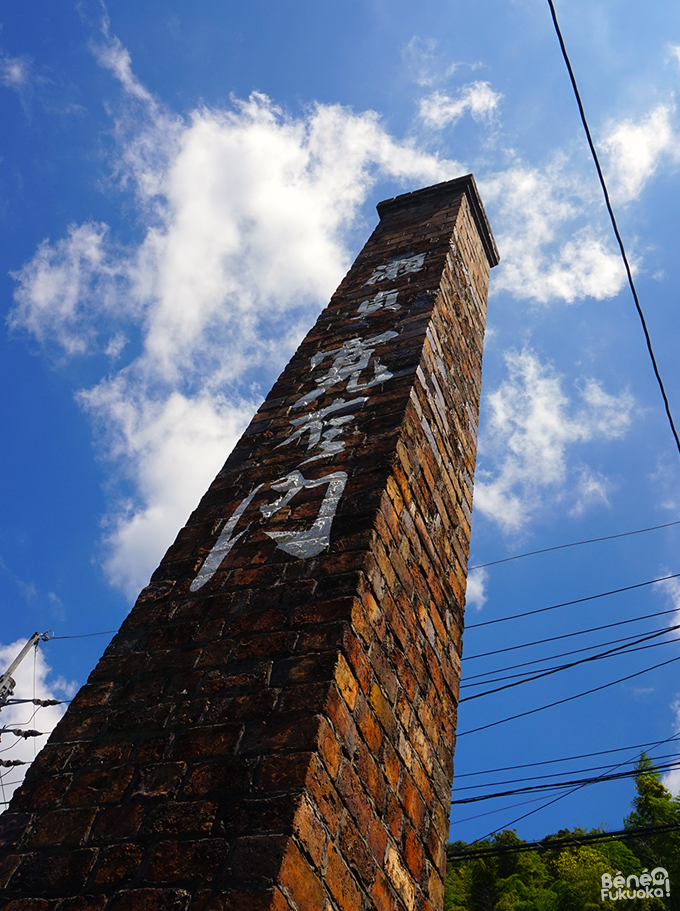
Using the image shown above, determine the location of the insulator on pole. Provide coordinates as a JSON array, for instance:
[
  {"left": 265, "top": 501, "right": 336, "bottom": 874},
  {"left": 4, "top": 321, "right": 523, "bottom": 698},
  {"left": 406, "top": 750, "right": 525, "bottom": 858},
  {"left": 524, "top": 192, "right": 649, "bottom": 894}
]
[{"left": 0, "top": 631, "right": 52, "bottom": 709}]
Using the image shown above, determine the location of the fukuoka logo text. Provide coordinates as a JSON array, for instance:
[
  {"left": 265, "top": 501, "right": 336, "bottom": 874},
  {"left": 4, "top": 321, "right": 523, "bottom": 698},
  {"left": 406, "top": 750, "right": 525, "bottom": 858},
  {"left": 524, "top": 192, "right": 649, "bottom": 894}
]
[
  {"left": 601, "top": 868, "right": 670, "bottom": 902},
  {"left": 190, "top": 253, "right": 426, "bottom": 591}
]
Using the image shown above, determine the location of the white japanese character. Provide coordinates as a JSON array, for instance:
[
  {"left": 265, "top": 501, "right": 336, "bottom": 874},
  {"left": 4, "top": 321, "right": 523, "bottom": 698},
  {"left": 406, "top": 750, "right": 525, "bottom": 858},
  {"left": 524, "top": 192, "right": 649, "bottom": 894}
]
[
  {"left": 364, "top": 253, "right": 425, "bottom": 285},
  {"left": 294, "top": 331, "right": 398, "bottom": 408},
  {"left": 263, "top": 470, "right": 348, "bottom": 558},
  {"left": 276, "top": 396, "right": 367, "bottom": 464},
  {"left": 190, "top": 483, "right": 264, "bottom": 591},
  {"left": 189, "top": 468, "right": 350, "bottom": 590},
  {"left": 354, "top": 290, "right": 400, "bottom": 318}
]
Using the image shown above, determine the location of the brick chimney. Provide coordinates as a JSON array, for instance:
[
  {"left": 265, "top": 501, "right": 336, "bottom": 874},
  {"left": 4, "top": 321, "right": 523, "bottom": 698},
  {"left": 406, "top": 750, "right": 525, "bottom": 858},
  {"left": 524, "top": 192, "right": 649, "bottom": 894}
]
[{"left": 0, "top": 174, "right": 498, "bottom": 911}]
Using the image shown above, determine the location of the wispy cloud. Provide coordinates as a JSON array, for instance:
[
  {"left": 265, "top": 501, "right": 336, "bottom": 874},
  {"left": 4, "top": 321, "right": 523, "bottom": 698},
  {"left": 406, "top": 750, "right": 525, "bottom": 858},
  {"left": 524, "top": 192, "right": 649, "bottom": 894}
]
[
  {"left": 602, "top": 103, "right": 680, "bottom": 203},
  {"left": 93, "top": 29, "right": 153, "bottom": 104},
  {"left": 402, "top": 36, "right": 482, "bottom": 88},
  {"left": 659, "top": 575, "right": 680, "bottom": 632},
  {"left": 0, "top": 52, "right": 30, "bottom": 89},
  {"left": 419, "top": 82, "right": 501, "bottom": 129},
  {"left": 466, "top": 568, "right": 488, "bottom": 610},
  {"left": 0, "top": 49, "right": 35, "bottom": 117},
  {"left": 474, "top": 350, "right": 635, "bottom": 533},
  {"left": 569, "top": 467, "right": 613, "bottom": 516},
  {"left": 663, "top": 694, "right": 680, "bottom": 795},
  {"left": 9, "top": 33, "right": 463, "bottom": 600},
  {"left": 481, "top": 160, "right": 627, "bottom": 304},
  {"left": 9, "top": 222, "right": 133, "bottom": 357},
  {"left": 7, "top": 29, "right": 657, "bottom": 599}
]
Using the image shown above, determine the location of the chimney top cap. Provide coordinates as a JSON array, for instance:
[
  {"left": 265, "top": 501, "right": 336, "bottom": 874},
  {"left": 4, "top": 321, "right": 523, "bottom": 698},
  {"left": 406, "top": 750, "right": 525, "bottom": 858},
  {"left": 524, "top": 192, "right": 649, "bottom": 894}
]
[{"left": 376, "top": 173, "right": 499, "bottom": 268}]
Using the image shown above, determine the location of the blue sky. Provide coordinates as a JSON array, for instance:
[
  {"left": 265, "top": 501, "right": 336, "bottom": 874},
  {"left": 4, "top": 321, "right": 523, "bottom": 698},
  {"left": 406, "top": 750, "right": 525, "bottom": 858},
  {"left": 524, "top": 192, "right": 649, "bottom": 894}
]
[{"left": 2, "top": 0, "right": 680, "bottom": 846}]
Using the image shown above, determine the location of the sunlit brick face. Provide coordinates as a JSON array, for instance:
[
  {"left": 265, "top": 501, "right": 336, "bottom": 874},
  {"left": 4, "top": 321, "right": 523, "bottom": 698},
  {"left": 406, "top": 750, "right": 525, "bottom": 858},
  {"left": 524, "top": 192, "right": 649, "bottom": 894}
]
[{"left": 0, "top": 175, "right": 497, "bottom": 911}]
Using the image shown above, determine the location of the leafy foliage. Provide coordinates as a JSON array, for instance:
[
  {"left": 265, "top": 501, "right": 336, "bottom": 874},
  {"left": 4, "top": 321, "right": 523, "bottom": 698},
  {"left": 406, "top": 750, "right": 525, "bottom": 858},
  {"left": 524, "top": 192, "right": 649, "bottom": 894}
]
[{"left": 446, "top": 755, "right": 679, "bottom": 911}]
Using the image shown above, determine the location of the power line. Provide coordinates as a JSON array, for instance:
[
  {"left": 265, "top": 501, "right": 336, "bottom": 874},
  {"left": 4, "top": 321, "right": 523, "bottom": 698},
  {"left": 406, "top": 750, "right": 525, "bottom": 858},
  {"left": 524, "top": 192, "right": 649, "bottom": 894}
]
[
  {"left": 479, "top": 728, "right": 680, "bottom": 840},
  {"left": 447, "top": 822, "right": 680, "bottom": 860},
  {"left": 462, "top": 636, "right": 674, "bottom": 691},
  {"left": 459, "top": 0, "right": 680, "bottom": 846},
  {"left": 461, "top": 627, "right": 679, "bottom": 690},
  {"left": 460, "top": 627, "right": 680, "bottom": 702},
  {"left": 465, "top": 572, "right": 680, "bottom": 630},
  {"left": 546, "top": 0, "right": 680, "bottom": 458},
  {"left": 450, "top": 795, "right": 552, "bottom": 827},
  {"left": 466, "top": 605, "right": 680, "bottom": 660},
  {"left": 452, "top": 751, "right": 680, "bottom": 794},
  {"left": 470, "top": 519, "right": 680, "bottom": 570},
  {"left": 463, "top": 624, "right": 678, "bottom": 682},
  {"left": 453, "top": 734, "right": 680, "bottom": 780},
  {"left": 48, "top": 630, "right": 118, "bottom": 640},
  {"left": 451, "top": 759, "right": 680, "bottom": 805},
  {"left": 457, "top": 653, "right": 680, "bottom": 736}
]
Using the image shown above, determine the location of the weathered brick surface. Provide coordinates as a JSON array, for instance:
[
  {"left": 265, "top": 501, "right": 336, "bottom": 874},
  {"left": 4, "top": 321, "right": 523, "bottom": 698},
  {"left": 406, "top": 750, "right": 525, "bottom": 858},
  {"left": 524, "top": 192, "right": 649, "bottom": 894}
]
[{"left": 0, "top": 175, "right": 497, "bottom": 910}]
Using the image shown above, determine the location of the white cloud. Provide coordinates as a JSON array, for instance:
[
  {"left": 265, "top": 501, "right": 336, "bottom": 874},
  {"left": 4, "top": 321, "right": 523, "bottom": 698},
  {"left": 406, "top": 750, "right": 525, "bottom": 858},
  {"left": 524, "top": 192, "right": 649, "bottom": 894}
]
[
  {"left": 659, "top": 575, "right": 680, "bottom": 794},
  {"left": 93, "top": 32, "right": 153, "bottom": 104},
  {"left": 601, "top": 103, "right": 680, "bottom": 204},
  {"left": 7, "top": 31, "right": 653, "bottom": 600},
  {"left": 9, "top": 222, "right": 133, "bottom": 357},
  {"left": 402, "top": 36, "right": 442, "bottom": 88},
  {"left": 0, "top": 53, "right": 30, "bottom": 89},
  {"left": 659, "top": 575, "right": 680, "bottom": 632},
  {"left": 402, "top": 37, "right": 481, "bottom": 88},
  {"left": 474, "top": 350, "right": 634, "bottom": 533},
  {"left": 0, "top": 639, "right": 77, "bottom": 805},
  {"left": 663, "top": 695, "right": 680, "bottom": 795},
  {"left": 466, "top": 568, "right": 488, "bottom": 611},
  {"left": 9, "top": 34, "right": 463, "bottom": 600},
  {"left": 81, "top": 381, "right": 258, "bottom": 599},
  {"left": 419, "top": 82, "right": 501, "bottom": 129},
  {"left": 569, "top": 467, "right": 613, "bottom": 516},
  {"left": 0, "top": 49, "right": 35, "bottom": 118},
  {"left": 481, "top": 161, "right": 627, "bottom": 304}
]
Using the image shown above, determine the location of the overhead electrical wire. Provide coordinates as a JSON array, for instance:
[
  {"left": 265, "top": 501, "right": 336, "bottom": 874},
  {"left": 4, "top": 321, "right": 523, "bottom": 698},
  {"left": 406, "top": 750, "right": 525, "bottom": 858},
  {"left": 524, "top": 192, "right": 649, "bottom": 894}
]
[
  {"left": 452, "top": 742, "right": 680, "bottom": 829},
  {"left": 448, "top": 822, "right": 680, "bottom": 860},
  {"left": 546, "top": 0, "right": 680, "bottom": 459},
  {"left": 465, "top": 571, "right": 680, "bottom": 630},
  {"left": 42, "top": 583, "right": 680, "bottom": 653},
  {"left": 451, "top": 760, "right": 680, "bottom": 805},
  {"left": 465, "top": 634, "right": 676, "bottom": 688},
  {"left": 450, "top": 795, "right": 554, "bottom": 827},
  {"left": 470, "top": 519, "right": 680, "bottom": 570},
  {"left": 462, "top": 636, "right": 674, "bottom": 691},
  {"left": 462, "top": 625, "right": 679, "bottom": 686},
  {"left": 463, "top": 624, "right": 679, "bottom": 682},
  {"left": 457, "top": 653, "right": 680, "bottom": 736},
  {"left": 452, "top": 751, "right": 680, "bottom": 794},
  {"left": 453, "top": 734, "right": 680, "bottom": 780},
  {"left": 459, "top": 626, "right": 680, "bottom": 702},
  {"left": 466, "top": 605, "right": 680, "bottom": 660},
  {"left": 458, "top": 4, "right": 680, "bottom": 837},
  {"left": 474, "top": 727, "right": 680, "bottom": 840}
]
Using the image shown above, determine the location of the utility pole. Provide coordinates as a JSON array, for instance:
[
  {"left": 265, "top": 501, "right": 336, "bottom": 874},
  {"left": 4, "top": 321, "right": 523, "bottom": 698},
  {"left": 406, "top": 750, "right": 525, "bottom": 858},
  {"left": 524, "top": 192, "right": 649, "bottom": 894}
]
[
  {"left": 0, "top": 631, "right": 47, "bottom": 710},
  {"left": 0, "top": 631, "right": 58, "bottom": 776}
]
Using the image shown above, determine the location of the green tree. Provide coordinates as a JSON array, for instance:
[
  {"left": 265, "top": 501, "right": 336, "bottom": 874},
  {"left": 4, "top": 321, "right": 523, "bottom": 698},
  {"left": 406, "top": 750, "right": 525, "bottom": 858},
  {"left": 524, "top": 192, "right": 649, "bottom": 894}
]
[
  {"left": 446, "top": 755, "right": 679, "bottom": 911},
  {"left": 624, "top": 753, "right": 680, "bottom": 910}
]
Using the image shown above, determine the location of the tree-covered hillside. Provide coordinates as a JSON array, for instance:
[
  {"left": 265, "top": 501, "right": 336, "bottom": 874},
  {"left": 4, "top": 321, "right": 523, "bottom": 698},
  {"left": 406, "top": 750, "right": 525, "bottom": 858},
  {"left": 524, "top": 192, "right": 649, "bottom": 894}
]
[{"left": 446, "top": 756, "right": 680, "bottom": 911}]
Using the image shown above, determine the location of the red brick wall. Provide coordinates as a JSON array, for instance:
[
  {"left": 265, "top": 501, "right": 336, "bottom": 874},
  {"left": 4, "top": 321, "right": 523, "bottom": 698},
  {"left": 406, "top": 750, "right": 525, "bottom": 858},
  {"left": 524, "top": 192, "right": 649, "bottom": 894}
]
[{"left": 0, "top": 175, "right": 497, "bottom": 911}]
